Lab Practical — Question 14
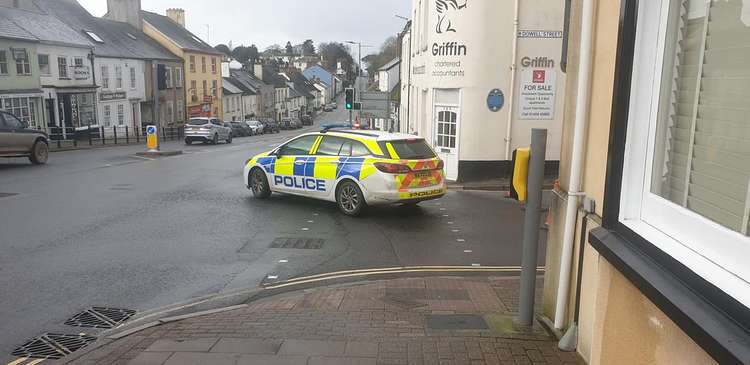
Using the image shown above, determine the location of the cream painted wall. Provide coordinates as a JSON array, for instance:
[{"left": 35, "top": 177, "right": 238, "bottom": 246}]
[{"left": 542, "top": 0, "right": 720, "bottom": 363}]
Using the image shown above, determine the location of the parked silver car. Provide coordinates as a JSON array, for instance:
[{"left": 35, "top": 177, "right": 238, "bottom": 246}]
[
  {"left": 0, "top": 111, "right": 49, "bottom": 164},
  {"left": 245, "top": 120, "right": 264, "bottom": 135},
  {"left": 184, "top": 117, "right": 232, "bottom": 145}
]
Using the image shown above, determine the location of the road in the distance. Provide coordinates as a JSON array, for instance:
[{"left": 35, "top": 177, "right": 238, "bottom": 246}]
[{"left": 0, "top": 104, "right": 543, "bottom": 361}]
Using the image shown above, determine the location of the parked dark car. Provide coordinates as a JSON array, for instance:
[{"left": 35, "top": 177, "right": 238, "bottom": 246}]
[
  {"left": 228, "top": 121, "right": 251, "bottom": 136},
  {"left": 301, "top": 115, "right": 313, "bottom": 126},
  {"left": 263, "top": 119, "right": 280, "bottom": 133},
  {"left": 290, "top": 118, "right": 302, "bottom": 129},
  {"left": 280, "top": 118, "right": 293, "bottom": 130},
  {"left": 0, "top": 110, "right": 49, "bottom": 164}
]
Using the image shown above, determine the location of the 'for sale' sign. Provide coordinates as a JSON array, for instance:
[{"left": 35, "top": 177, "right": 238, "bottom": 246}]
[{"left": 519, "top": 69, "right": 556, "bottom": 120}]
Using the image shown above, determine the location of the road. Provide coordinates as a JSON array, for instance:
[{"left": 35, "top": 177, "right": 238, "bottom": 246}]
[{"left": 0, "top": 104, "right": 545, "bottom": 361}]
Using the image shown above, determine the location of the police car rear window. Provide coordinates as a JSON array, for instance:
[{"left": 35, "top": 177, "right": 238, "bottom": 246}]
[{"left": 388, "top": 139, "right": 436, "bottom": 159}]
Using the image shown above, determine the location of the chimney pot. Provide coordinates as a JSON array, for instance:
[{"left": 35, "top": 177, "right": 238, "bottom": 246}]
[{"left": 166, "top": 8, "right": 186, "bottom": 28}]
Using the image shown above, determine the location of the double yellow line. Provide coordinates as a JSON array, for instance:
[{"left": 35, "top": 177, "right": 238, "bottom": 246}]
[
  {"left": 263, "top": 265, "right": 545, "bottom": 290},
  {"left": 7, "top": 358, "right": 44, "bottom": 365}
]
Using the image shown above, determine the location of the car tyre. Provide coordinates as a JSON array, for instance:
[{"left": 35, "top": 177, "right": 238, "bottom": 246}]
[
  {"left": 212, "top": 133, "right": 219, "bottom": 145},
  {"left": 336, "top": 180, "right": 366, "bottom": 217},
  {"left": 185, "top": 139, "right": 192, "bottom": 145},
  {"left": 250, "top": 168, "right": 272, "bottom": 199},
  {"left": 227, "top": 134, "right": 233, "bottom": 144},
  {"left": 29, "top": 140, "right": 49, "bottom": 165}
]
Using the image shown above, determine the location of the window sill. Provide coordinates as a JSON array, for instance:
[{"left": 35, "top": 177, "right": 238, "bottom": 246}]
[{"left": 589, "top": 227, "right": 750, "bottom": 365}]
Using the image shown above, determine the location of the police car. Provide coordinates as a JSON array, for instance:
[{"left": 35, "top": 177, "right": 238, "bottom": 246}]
[{"left": 244, "top": 128, "right": 447, "bottom": 216}]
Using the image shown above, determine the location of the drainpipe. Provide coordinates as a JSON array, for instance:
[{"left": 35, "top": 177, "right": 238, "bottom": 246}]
[
  {"left": 554, "top": 0, "right": 595, "bottom": 330},
  {"left": 503, "top": 0, "right": 520, "bottom": 160}
]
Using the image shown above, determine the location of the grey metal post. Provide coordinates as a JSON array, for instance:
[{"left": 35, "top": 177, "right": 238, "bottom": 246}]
[{"left": 518, "top": 128, "right": 548, "bottom": 326}]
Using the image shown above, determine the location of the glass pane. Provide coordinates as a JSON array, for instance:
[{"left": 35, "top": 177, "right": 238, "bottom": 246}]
[
  {"left": 651, "top": 0, "right": 750, "bottom": 236},
  {"left": 316, "top": 136, "right": 345, "bottom": 156}
]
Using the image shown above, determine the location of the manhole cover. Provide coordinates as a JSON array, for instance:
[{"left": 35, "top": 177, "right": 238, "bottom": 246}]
[
  {"left": 12, "top": 333, "right": 97, "bottom": 359},
  {"left": 0, "top": 193, "right": 19, "bottom": 198},
  {"left": 270, "top": 237, "right": 325, "bottom": 249},
  {"left": 64, "top": 307, "right": 136, "bottom": 329},
  {"left": 425, "top": 314, "right": 489, "bottom": 330}
]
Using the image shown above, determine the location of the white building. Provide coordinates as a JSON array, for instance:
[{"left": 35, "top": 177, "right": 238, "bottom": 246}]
[
  {"left": 222, "top": 78, "right": 243, "bottom": 121},
  {"left": 378, "top": 58, "right": 400, "bottom": 94},
  {"left": 402, "top": 0, "right": 566, "bottom": 181}
]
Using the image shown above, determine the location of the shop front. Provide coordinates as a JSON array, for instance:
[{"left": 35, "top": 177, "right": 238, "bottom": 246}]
[
  {"left": 187, "top": 95, "right": 214, "bottom": 118},
  {"left": 0, "top": 92, "right": 44, "bottom": 130},
  {"left": 44, "top": 87, "right": 98, "bottom": 139}
]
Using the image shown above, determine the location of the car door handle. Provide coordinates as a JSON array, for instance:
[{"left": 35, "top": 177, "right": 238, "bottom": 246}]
[{"left": 294, "top": 161, "right": 306, "bottom": 165}]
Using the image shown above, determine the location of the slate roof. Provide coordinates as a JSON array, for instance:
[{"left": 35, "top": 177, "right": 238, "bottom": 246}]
[
  {"left": 0, "top": 4, "right": 91, "bottom": 47},
  {"left": 222, "top": 77, "right": 245, "bottom": 95},
  {"left": 228, "top": 70, "right": 264, "bottom": 95},
  {"left": 262, "top": 66, "right": 289, "bottom": 88},
  {"left": 34, "top": 0, "right": 178, "bottom": 60},
  {"left": 379, "top": 57, "right": 400, "bottom": 71},
  {"left": 286, "top": 69, "right": 317, "bottom": 99},
  {"left": 141, "top": 11, "right": 222, "bottom": 55},
  {"left": 287, "top": 86, "right": 302, "bottom": 99}
]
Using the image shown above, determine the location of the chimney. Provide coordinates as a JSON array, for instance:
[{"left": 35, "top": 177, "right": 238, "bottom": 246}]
[
  {"left": 166, "top": 8, "right": 185, "bottom": 28},
  {"left": 105, "top": 0, "right": 143, "bottom": 30},
  {"left": 253, "top": 62, "right": 263, "bottom": 80}
]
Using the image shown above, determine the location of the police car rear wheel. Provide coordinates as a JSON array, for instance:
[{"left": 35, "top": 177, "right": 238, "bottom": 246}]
[
  {"left": 337, "top": 181, "right": 365, "bottom": 216},
  {"left": 250, "top": 168, "right": 271, "bottom": 199}
]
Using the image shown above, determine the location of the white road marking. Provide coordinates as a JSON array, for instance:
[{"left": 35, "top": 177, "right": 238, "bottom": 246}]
[
  {"left": 457, "top": 239, "right": 466, "bottom": 243},
  {"left": 463, "top": 250, "right": 473, "bottom": 253},
  {"left": 130, "top": 155, "right": 155, "bottom": 161},
  {"left": 440, "top": 208, "right": 447, "bottom": 211},
  {"left": 452, "top": 229, "right": 460, "bottom": 233},
  {"left": 447, "top": 221, "right": 454, "bottom": 225},
  {"left": 301, "top": 228, "right": 310, "bottom": 231},
  {"left": 278, "top": 259, "right": 288, "bottom": 263},
  {"left": 313, "top": 213, "right": 319, "bottom": 216},
  {"left": 307, "top": 220, "right": 314, "bottom": 223},
  {"left": 105, "top": 164, "right": 112, "bottom": 167},
  {"left": 267, "top": 275, "right": 279, "bottom": 280}
]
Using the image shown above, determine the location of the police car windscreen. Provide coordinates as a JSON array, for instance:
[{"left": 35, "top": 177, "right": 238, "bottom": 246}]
[
  {"left": 390, "top": 139, "right": 436, "bottom": 159},
  {"left": 187, "top": 119, "right": 209, "bottom": 125}
]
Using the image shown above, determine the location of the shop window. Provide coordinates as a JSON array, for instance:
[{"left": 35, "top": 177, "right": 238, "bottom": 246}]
[
  {"left": 38, "top": 54, "right": 50, "bottom": 75},
  {"left": 130, "top": 67, "right": 136, "bottom": 89},
  {"left": 15, "top": 49, "right": 30, "bottom": 75},
  {"left": 0, "top": 50, "right": 7, "bottom": 75},
  {"left": 622, "top": 0, "right": 750, "bottom": 306},
  {"left": 1, "top": 97, "right": 37, "bottom": 128},
  {"left": 101, "top": 65, "right": 109, "bottom": 89},
  {"left": 115, "top": 66, "right": 122, "bottom": 89},
  {"left": 117, "top": 104, "right": 124, "bottom": 125},
  {"left": 58, "top": 57, "right": 68, "bottom": 78}
]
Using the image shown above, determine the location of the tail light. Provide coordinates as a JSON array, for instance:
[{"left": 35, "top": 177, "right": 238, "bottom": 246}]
[{"left": 374, "top": 162, "right": 412, "bottom": 174}]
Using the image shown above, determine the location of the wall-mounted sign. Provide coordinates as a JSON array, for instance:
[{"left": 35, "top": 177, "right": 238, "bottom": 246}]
[
  {"left": 412, "top": 65, "right": 426, "bottom": 75},
  {"left": 487, "top": 89, "right": 504, "bottom": 112},
  {"left": 518, "top": 30, "right": 563, "bottom": 38},
  {"left": 519, "top": 69, "right": 556, "bottom": 120},
  {"left": 72, "top": 66, "right": 90, "bottom": 80},
  {"left": 100, "top": 91, "right": 126, "bottom": 101}
]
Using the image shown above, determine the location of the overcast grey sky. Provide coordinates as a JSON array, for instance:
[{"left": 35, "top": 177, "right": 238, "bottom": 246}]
[{"left": 78, "top": 0, "right": 411, "bottom": 55}]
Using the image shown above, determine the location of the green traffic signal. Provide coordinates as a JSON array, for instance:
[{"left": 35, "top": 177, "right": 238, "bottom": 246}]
[{"left": 346, "top": 103, "right": 353, "bottom": 109}]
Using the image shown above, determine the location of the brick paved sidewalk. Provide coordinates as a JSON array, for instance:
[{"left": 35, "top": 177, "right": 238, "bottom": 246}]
[{"left": 68, "top": 276, "right": 584, "bottom": 365}]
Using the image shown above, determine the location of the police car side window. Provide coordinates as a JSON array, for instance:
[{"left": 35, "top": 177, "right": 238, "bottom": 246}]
[
  {"left": 350, "top": 141, "right": 371, "bottom": 157},
  {"left": 316, "top": 136, "right": 346, "bottom": 156},
  {"left": 279, "top": 135, "right": 318, "bottom": 156}
]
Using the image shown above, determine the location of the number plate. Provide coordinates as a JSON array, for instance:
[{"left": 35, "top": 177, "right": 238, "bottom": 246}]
[{"left": 414, "top": 171, "right": 431, "bottom": 178}]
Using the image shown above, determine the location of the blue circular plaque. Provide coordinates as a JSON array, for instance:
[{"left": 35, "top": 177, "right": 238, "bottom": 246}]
[{"left": 487, "top": 89, "right": 505, "bottom": 112}]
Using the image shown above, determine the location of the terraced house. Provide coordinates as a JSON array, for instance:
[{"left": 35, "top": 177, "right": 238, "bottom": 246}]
[{"left": 138, "top": 7, "right": 224, "bottom": 119}]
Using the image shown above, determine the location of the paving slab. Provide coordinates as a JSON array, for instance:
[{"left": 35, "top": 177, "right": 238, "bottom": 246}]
[
  {"left": 235, "top": 354, "right": 308, "bottom": 365},
  {"left": 144, "top": 338, "right": 219, "bottom": 352},
  {"left": 308, "top": 356, "right": 377, "bottom": 365},
  {"left": 126, "top": 352, "right": 173, "bottom": 365},
  {"left": 210, "top": 338, "right": 283, "bottom": 354},
  {"left": 277, "top": 339, "right": 347, "bottom": 356},
  {"left": 162, "top": 352, "right": 240, "bottom": 365}
]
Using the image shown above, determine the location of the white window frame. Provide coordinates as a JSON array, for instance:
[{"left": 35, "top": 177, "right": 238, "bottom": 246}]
[
  {"left": 175, "top": 67, "right": 183, "bottom": 88},
  {"left": 129, "top": 67, "right": 136, "bottom": 89},
  {"left": 57, "top": 57, "right": 68, "bottom": 79},
  {"left": 115, "top": 65, "right": 122, "bottom": 89},
  {"left": 621, "top": 0, "right": 750, "bottom": 307},
  {"left": 117, "top": 103, "right": 125, "bottom": 125},
  {"left": 103, "top": 105, "right": 111, "bottom": 126},
  {"left": 38, "top": 54, "right": 50, "bottom": 75},
  {"left": 101, "top": 65, "right": 109, "bottom": 89}
]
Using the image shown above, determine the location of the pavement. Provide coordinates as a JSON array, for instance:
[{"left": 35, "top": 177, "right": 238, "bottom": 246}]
[{"left": 62, "top": 276, "right": 584, "bottom": 365}]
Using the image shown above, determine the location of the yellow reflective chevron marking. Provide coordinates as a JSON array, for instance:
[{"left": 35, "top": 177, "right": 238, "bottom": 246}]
[{"left": 386, "top": 142, "right": 399, "bottom": 159}]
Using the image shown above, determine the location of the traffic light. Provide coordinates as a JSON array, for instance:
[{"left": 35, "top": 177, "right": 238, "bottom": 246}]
[{"left": 345, "top": 88, "right": 355, "bottom": 110}]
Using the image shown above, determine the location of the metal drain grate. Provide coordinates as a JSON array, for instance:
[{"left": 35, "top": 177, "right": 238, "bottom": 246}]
[
  {"left": 64, "top": 307, "right": 136, "bottom": 329},
  {"left": 12, "top": 333, "right": 97, "bottom": 359},
  {"left": 270, "top": 237, "right": 325, "bottom": 249}
]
